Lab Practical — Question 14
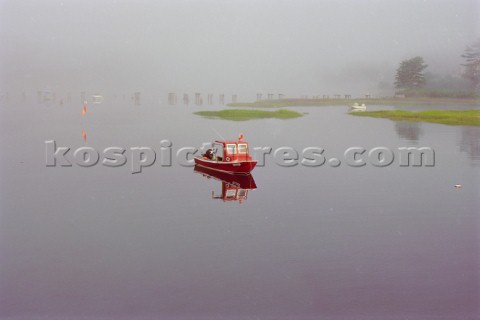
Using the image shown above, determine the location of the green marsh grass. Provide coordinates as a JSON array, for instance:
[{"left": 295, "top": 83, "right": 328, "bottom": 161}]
[
  {"left": 349, "top": 110, "right": 480, "bottom": 126},
  {"left": 194, "top": 109, "right": 303, "bottom": 121}
]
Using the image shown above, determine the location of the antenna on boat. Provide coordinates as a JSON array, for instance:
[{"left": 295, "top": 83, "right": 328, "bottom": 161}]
[{"left": 212, "top": 127, "right": 226, "bottom": 141}]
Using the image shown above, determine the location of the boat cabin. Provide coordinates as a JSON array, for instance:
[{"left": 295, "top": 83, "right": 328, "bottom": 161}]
[{"left": 212, "top": 140, "right": 252, "bottom": 162}]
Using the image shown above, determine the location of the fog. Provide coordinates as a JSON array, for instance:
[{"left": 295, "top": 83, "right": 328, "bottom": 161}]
[{"left": 1, "top": 0, "right": 479, "bottom": 98}]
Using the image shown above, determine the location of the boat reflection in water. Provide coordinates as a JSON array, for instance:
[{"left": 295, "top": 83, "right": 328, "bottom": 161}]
[{"left": 193, "top": 165, "right": 257, "bottom": 203}]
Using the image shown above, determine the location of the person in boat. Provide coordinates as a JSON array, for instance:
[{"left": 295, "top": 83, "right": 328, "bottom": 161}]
[{"left": 203, "top": 149, "right": 214, "bottom": 160}]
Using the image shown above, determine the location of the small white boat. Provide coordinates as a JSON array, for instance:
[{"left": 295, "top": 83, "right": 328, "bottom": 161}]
[{"left": 350, "top": 102, "right": 367, "bottom": 111}]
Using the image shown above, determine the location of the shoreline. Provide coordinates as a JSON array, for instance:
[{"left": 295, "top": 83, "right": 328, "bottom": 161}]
[
  {"left": 349, "top": 110, "right": 480, "bottom": 126},
  {"left": 227, "top": 97, "right": 480, "bottom": 108}
]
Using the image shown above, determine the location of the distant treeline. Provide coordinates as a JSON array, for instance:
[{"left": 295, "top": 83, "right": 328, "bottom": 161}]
[{"left": 398, "top": 88, "right": 478, "bottom": 99}]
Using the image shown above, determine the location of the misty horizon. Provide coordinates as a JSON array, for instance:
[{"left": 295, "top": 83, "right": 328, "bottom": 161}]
[{"left": 1, "top": 0, "right": 479, "bottom": 98}]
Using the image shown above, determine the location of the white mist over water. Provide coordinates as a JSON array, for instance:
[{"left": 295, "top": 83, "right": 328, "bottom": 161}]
[{"left": 1, "top": 0, "right": 479, "bottom": 97}]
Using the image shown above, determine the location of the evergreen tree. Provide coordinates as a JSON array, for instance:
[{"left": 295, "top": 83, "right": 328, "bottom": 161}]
[
  {"left": 461, "top": 39, "right": 480, "bottom": 90},
  {"left": 394, "top": 56, "right": 428, "bottom": 90}
]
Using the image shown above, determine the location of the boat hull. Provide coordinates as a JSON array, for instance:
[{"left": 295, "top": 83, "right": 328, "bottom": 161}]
[
  {"left": 194, "top": 165, "right": 257, "bottom": 189},
  {"left": 194, "top": 157, "right": 257, "bottom": 174},
  {"left": 350, "top": 106, "right": 367, "bottom": 111}
]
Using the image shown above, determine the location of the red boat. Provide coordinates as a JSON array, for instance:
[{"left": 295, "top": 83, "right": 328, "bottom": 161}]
[{"left": 194, "top": 134, "right": 257, "bottom": 174}]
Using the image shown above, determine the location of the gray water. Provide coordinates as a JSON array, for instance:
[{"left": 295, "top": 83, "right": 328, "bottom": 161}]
[{"left": 0, "top": 97, "right": 479, "bottom": 319}]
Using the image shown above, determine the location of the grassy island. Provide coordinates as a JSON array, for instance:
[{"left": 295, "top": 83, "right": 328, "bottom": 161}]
[
  {"left": 194, "top": 109, "right": 303, "bottom": 121},
  {"left": 349, "top": 110, "right": 480, "bottom": 126}
]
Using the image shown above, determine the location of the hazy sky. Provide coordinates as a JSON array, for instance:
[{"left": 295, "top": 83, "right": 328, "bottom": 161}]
[{"left": 1, "top": 0, "right": 479, "bottom": 96}]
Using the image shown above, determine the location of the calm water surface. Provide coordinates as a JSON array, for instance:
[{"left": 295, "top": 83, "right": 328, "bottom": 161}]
[{"left": 0, "top": 98, "right": 479, "bottom": 319}]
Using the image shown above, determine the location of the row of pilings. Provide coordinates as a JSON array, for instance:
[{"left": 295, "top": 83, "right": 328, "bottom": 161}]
[
  {"left": 167, "top": 93, "right": 288, "bottom": 106},
  {"left": 1, "top": 91, "right": 375, "bottom": 105}
]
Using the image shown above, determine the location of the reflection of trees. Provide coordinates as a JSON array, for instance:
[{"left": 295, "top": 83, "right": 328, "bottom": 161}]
[
  {"left": 459, "top": 126, "right": 480, "bottom": 164},
  {"left": 395, "top": 121, "right": 423, "bottom": 143}
]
